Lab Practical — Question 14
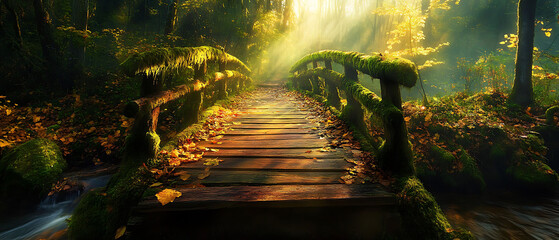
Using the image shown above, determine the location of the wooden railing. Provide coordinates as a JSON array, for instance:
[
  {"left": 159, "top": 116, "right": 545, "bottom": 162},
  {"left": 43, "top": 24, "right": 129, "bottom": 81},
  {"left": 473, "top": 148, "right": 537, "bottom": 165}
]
[
  {"left": 121, "top": 46, "right": 253, "bottom": 160},
  {"left": 290, "top": 50, "right": 418, "bottom": 176}
]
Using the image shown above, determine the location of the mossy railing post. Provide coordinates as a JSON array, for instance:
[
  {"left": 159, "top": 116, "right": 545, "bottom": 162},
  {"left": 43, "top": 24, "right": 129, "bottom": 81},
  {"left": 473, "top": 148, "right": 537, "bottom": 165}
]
[
  {"left": 342, "top": 65, "right": 366, "bottom": 132},
  {"left": 180, "top": 62, "right": 206, "bottom": 127},
  {"left": 218, "top": 62, "right": 228, "bottom": 99},
  {"left": 325, "top": 60, "right": 341, "bottom": 109},
  {"left": 380, "top": 79, "right": 403, "bottom": 110},
  {"left": 289, "top": 50, "right": 417, "bottom": 176}
]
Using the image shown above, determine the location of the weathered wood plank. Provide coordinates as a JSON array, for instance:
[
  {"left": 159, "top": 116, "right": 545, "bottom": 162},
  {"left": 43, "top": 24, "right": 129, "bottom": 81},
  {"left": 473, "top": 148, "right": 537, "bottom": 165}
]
[
  {"left": 221, "top": 134, "right": 321, "bottom": 141},
  {"left": 136, "top": 184, "right": 395, "bottom": 212},
  {"left": 178, "top": 158, "right": 348, "bottom": 171},
  {"left": 204, "top": 148, "right": 344, "bottom": 159},
  {"left": 198, "top": 139, "right": 328, "bottom": 149},
  {"left": 237, "top": 119, "right": 310, "bottom": 124},
  {"left": 239, "top": 114, "right": 308, "bottom": 119},
  {"left": 224, "top": 128, "right": 313, "bottom": 135},
  {"left": 232, "top": 123, "right": 314, "bottom": 129},
  {"left": 181, "top": 169, "right": 343, "bottom": 185}
]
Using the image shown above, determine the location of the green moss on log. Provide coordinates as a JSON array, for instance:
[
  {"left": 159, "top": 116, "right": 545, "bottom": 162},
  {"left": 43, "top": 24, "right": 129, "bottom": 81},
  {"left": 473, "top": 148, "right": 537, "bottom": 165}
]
[
  {"left": 546, "top": 106, "right": 559, "bottom": 125},
  {"left": 290, "top": 50, "right": 418, "bottom": 87},
  {"left": 0, "top": 138, "right": 66, "bottom": 210},
  {"left": 120, "top": 46, "right": 251, "bottom": 77},
  {"left": 395, "top": 176, "right": 474, "bottom": 240}
]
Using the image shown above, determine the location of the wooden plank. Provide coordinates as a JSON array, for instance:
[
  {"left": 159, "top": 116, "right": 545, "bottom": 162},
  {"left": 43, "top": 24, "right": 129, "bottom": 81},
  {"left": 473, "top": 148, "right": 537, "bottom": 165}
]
[
  {"left": 170, "top": 170, "right": 342, "bottom": 185},
  {"left": 239, "top": 114, "right": 308, "bottom": 119},
  {"left": 136, "top": 184, "right": 395, "bottom": 212},
  {"left": 204, "top": 148, "right": 344, "bottom": 159},
  {"left": 198, "top": 139, "right": 328, "bottom": 149},
  {"left": 222, "top": 134, "right": 321, "bottom": 141},
  {"left": 232, "top": 124, "right": 314, "bottom": 129},
  {"left": 178, "top": 158, "right": 348, "bottom": 171},
  {"left": 224, "top": 129, "right": 313, "bottom": 135},
  {"left": 237, "top": 119, "right": 309, "bottom": 124}
]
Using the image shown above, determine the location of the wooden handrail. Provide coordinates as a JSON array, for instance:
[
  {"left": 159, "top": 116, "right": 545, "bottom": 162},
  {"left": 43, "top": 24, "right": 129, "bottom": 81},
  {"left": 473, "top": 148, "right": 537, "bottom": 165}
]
[{"left": 290, "top": 50, "right": 416, "bottom": 176}]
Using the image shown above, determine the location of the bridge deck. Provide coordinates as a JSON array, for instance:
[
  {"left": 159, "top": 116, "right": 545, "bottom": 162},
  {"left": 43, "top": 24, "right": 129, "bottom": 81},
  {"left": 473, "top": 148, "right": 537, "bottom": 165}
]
[{"left": 129, "top": 86, "right": 399, "bottom": 238}]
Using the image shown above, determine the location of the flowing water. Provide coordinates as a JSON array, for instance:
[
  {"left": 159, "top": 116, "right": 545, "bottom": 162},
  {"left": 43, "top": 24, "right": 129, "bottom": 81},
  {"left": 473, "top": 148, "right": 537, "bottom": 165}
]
[
  {"left": 1, "top": 173, "right": 558, "bottom": 239},
  {"left": 0, "top": 174, "right": 111, "bottom": 240},
  {"left": 438, "top": 192, "right": 559, "bottom": 240}
]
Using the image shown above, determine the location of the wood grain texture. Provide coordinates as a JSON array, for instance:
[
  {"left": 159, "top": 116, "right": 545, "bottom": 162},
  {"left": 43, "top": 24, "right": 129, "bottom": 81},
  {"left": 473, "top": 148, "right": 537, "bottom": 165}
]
[
  {"left": 136, "top": 184, "right": 395, "bottom": 211},
  {"left": 178, "top": 158, "right": 348, "bottom": 171}
]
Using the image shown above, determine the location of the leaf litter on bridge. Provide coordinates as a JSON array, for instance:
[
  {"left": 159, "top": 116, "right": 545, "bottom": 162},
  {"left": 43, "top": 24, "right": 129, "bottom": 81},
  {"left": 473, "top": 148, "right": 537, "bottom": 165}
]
[{"left": 148, "top": 87, "right": 393, "bottom": 206}]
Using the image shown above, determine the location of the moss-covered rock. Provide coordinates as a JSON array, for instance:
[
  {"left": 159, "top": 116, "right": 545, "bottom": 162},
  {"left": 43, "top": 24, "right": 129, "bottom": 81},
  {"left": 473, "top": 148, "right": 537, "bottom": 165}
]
[
  {"left": 395, "top": 176, "right": 474, "bottom": 240},
  {"left": 67, "top": 189, "right": 110, "bottom": 240},
  {"left": 0, "top": 138, "right": 66, "bottom": 211},
  {"left": 418, "top": 146, "right": 485, "bottom": 193},
  {"left": 506, "top": 160, "right": 559, "bottom": 192}
]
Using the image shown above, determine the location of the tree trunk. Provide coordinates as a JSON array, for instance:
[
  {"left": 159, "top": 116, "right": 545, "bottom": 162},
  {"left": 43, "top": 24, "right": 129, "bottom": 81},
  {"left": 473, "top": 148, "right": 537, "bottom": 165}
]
[
  {"left": 509, "top": 0, "right": 537, "bottom": 108},
  {"left": 164, "top": 0, "right": 179, "bottom": 35},
  {"left": 69, "top": 0, "right": 89, "bottom": 88},
  {"left": 33, "top": 0, "right": 70, "bottom": 91},
  {"left": 4, "top": 0, "right": 23, "bottom": 48}
]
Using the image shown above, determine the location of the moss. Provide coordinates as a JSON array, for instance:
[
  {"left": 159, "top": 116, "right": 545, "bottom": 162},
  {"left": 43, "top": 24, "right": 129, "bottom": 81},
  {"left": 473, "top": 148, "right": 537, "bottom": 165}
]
[
  {"left": 0, "top": 138, "right": 66, "bottom": 211},
  {"left": 290, "top": 50, "right": 418, "bottom": 88},
  {"left": 68, "top": 189, "right": 110, "bottom": 240},
  {"left": 395, "top": 176, "right": 474, "bottom": 240},
  {"left": 120, "top": 46, "right": 251, "bottom": 77},
  {"left": 506, "top": 160, "right": 559, "bottom": 192},
  {"left": 456, "top": 150, "right": 486, "bottom": 192},
  {"left": 429, "top": 145, "right": 454, "bottom": 172},
  {"left": 546, "top": 106, "right": 559, "bottom": 125}
]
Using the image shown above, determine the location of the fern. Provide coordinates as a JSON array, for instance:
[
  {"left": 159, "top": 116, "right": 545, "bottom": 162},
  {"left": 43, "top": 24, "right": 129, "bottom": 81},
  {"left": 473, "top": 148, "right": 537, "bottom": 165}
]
[{"left": 120, "top": 46, "right": 251, "bottom": 77}]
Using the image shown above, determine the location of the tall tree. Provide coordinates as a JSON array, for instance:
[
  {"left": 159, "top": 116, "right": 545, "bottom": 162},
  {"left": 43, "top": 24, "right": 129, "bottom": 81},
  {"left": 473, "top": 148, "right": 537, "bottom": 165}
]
[
  {"left": 33, "top": 0, "right": 69, "bottom": 91},
  {"left": 69, "top": 0, "right": 89, "bottom": 87},
  {"left": 509, "top": 0, "right": 537, "bottom": 108},
  {"left": 164, "top": 0, "right": 179, "bottom": 35},
  {"left": 3, "top": 0, "right": 23, "bottom": 48}
]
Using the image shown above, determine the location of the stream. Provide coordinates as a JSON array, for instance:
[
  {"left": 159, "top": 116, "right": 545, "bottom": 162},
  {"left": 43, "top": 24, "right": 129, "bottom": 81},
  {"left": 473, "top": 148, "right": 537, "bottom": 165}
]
[
  {"left": 438, "top": 192, "right": 559, "bottom": 240},
  {"left": 1, "top": 175, "right": 558, "bottom": 239},
  {"left": 0, "top": 174, "right": 111, "bottom": 240}
]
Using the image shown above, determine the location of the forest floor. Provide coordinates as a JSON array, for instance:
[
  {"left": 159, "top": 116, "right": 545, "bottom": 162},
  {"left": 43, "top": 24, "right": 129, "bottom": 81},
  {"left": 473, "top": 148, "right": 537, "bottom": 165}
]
[
  {"left": 1, "top": 85, "right": 557, "bottom": 193},
  {"left": 0, "top": 77, "right": 135, "bottom": 169}
]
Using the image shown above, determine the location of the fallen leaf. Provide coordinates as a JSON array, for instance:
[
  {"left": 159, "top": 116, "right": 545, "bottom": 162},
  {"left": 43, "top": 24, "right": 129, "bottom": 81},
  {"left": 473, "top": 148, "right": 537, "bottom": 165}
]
[
  {"left": 155, "top": 189, "right": 182, "bottom": 206},
  {"left": 115, "top": 226, "right": 126, "bottom": 239},
  {"left": 150, "top": 182, "right": 163, "bottom": 187},
  {"left": 179, "top": 172, "right": 191, "bottom": 181}
]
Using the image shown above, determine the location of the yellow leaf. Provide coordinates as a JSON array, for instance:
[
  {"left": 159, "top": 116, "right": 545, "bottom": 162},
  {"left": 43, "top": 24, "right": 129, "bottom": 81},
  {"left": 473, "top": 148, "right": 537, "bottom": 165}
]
[
  {"left": 0, "top": 139, "right": 12, "bottom": 148},
  {"left": 5, "top": 109, "right": 11, "bottom": 116},
  {"left": 155, "top": 189, "right": 182, "bottom": 206},
  {"left": 170, "top": 149, "right": 179, "bottom": 158},
  {"left": 545, "top": 32, "right": 551, "bottom": 37},
  {"left": 425, "top": 112, "right": 433, "bottom": 122},
  {"left": 149, "top": 182, "right": 163, "bottom": 187},
  {"left": 179, "top": 172, "right": 191, "bottom": 181},
  {"left": 114, "top": 226, "right": 126, "bottom": 239}
]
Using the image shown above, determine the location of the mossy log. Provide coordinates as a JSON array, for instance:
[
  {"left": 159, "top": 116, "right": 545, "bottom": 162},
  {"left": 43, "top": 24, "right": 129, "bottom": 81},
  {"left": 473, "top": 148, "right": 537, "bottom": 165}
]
[
  {"left": 120, "top": 46, "right": 251, "bottom": 77},
  {"left": 290, "top": 50, "right": 418, "bottom": 88},
  {"left": 546, "top": 106, "right": 559, "bottom": 125}
]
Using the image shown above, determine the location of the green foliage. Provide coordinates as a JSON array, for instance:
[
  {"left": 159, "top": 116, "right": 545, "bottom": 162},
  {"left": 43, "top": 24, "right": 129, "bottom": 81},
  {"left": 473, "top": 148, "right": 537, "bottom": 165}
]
[
  {"left": 120, "top": 46, "right": 251, "bottom": 77},
  {"left": 290, "top": 50, "right": 418, "bottom": 88}
]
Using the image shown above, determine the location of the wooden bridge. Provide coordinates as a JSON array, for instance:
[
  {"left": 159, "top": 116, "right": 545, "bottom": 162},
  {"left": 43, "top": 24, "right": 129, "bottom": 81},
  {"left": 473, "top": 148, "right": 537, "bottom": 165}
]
[
  {"left": 127, "top": 86, "right": 399, "bottom": 239},
  {"left": 69, "top": 47, "right": 420, "bottom": 239}
]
